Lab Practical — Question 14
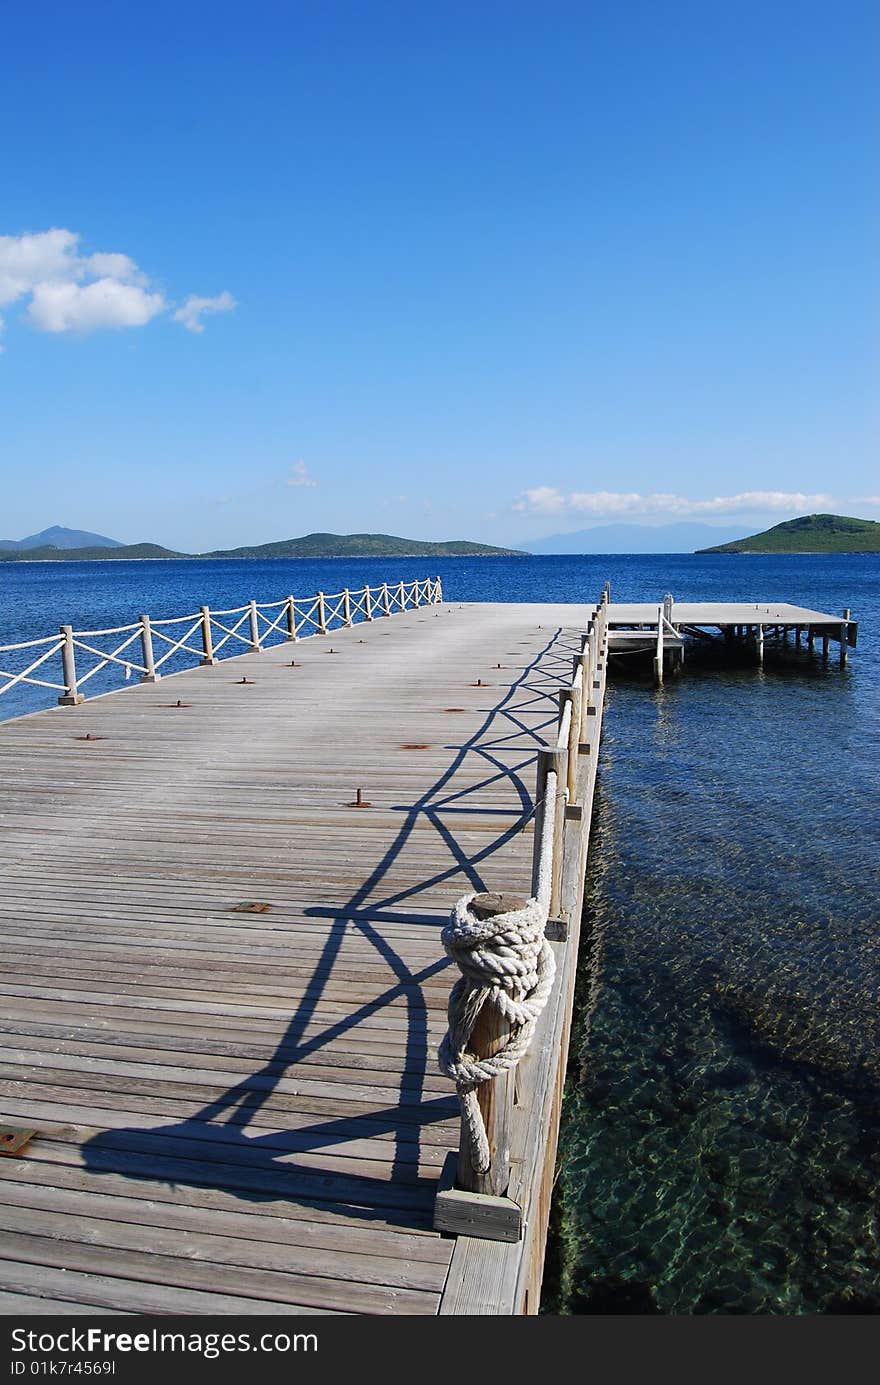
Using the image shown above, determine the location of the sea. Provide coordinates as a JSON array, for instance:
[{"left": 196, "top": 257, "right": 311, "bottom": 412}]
[{"left": 1, "top": 552, "right": 878, "bottom": 1314}]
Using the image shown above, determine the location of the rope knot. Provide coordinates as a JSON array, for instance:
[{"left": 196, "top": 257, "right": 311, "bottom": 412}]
[{"left": 437, "top": 891, "right": 556, "bottom": 1174}]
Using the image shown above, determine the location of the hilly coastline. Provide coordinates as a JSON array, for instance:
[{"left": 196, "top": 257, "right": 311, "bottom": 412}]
[
  {"left": 697, "top": 513, "right": 880, "bottom": 554},
  {"left": 0, "top": 528, "right": 522, "bottom": 562}
]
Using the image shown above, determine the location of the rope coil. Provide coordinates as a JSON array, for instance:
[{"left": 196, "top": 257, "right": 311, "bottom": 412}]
[{"left": 437, "top": 892, "right": 556, "bottom": 1174}]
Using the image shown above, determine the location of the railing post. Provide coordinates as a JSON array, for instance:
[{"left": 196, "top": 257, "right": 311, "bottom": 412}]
[
  {"left": 414, "top": 581, "right": 421, "bottom": 609},
  {"left": 364, "top": 584, "right": 373, "bottom": 621},
  {"left": 200, "top": 606, "right": 217, "bottom": 665},
  {"left": 248, "top": 600, "right": 261, "bottom": 652},
  {"left": 559, "top": 687, "right": 577, "bottom": 805},
  {"left": 381, "top": 582, "right": 391, "bottom": 617},
  {"left": 343, "top": 589, "right": 352, "bottom": 626},
  {"left": 286, "top": 595, "right": 298, "bottom": 642},
  {"left": 663, "top": 592, "right": 674, "bottom": 624},
  {"left": 435, "top": 575, "right": 443, "bottom": 603},
  {"left": 139, "top": 614, "right": 160, "bottom": 683},
  {"left": 398, "top": 580, "right": 406, "bottom": 612},
  {"left": 317, "top": 591, "right": 327, "bottom": 634},
  {"left": 455, "top": 892, "right": 525, "bottom": 1197},
  {"left": 57, "top": 625, "right": 83, "bottom": 706},
  {"left": 530, "top": 746, "right": 557, "bottom": 896}
]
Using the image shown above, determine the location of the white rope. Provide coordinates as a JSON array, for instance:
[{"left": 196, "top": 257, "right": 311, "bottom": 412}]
[{"left": 437, "top": 892, "right": 556, "bottom": 1175}]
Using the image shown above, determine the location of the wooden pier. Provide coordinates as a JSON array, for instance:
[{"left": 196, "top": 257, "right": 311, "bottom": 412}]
[
  {"left": 0, "top": 586, "right": 606, "bottom": 1316},
  {"left": 0, "top": 580, "right": 854, "bottom": 1315}
]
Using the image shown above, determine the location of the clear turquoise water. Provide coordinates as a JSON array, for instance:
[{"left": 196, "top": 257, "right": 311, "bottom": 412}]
[{"left": 2, "top": 552, "right": 877, "bottom": 1311}]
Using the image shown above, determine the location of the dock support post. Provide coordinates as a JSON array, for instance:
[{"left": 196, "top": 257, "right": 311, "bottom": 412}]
[
  {"left": 840, "top": 609, "right": 850, "bottom": 668},
  {"left": 58, "top": 625, "right": 84, "bottom": 705},
  {"left": 200, "top": 606, "right": 218, "bottom": 664},
  {"left": 342, "top": 589, "right": 352, "bottom": 626},
  {"left": 756, "top": 624, "right": 764, "bottom": 666},
  {"left": 822, "top": 634, "right": 829, "bottom": 662},
  {"left": 285, "top": 596, "right": 298, "bottom": 642},
  {"left": 654, "top": 604, "right": 664, "bottom": 686},
  {"left": 808, "top": 628, "right": 815, "bottom": 652},
  {"left": 140, "top": 615, "right": 160, "bottom": 682},
  {"left": 317, "top": 591, "right": 327, "bottom": 634},
  {"left": 248, "top": 600, "right": 261, "bottom": 652}
]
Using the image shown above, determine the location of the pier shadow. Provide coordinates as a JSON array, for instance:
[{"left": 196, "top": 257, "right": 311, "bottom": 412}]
[{"left": 81, "top": 623, "right": 584, "bottom": 1224}]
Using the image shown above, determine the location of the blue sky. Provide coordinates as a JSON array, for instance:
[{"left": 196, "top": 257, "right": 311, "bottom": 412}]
[{"left": 1, "top": 1, "right": 877, "bottom": 550}]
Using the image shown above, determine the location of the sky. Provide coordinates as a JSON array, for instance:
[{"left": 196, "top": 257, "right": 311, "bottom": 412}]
[{"left": 1, "top": 0, "right": 877, "bottom": 551}]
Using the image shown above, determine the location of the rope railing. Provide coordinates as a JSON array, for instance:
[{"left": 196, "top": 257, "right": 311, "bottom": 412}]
[
  {"left": 437, "top": 590, "right": 609, "bottom": 1206},
  {"left": 0, "top": 575, "right": 443, "bottom": 709}
]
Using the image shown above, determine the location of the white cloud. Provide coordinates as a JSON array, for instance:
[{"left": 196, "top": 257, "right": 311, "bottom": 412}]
[
  {"left": 28, "top": 278, "right": 166, "bottom": 333},
  {"left": 286, "top": 461, "right": 318, "bottom": 489},
  {"left": 173, "top": 290, "right": 237, "bottom": 334},
  {"left": 0, "top": 228, "right": 235, "bottom": 342},
  {"left": 513, "top": 488, "right": 832, "bottom": 518}
]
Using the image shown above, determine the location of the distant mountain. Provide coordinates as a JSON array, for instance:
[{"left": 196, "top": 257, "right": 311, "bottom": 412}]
[
  {"left": 0, "top": 543, "right": 183, "bottom": 562},
  {"left": 527, "top": 522, "right": 748, "bottom": 554},
  {"left": 697, "top": 513, "right": 880, "bottom": 554},
  {"left": 201, "top": 532, "right": 523, "bottom": 558},
  {"left": 0, "top": 525, "right": 123, "bottom": 551}
]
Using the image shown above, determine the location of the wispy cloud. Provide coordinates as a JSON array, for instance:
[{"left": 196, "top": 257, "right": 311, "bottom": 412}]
[
  {"left": 0, "top": 228, "right": 234, "bottom": 342},
  {"left": 513, "top": 488, "right": 832, "bottom": 518},
  {"left": 286, "top": 461, "right": 318, "bottom": 489},
  {"left": 173, "top": 290, "right": 237, "bottom": 334}
]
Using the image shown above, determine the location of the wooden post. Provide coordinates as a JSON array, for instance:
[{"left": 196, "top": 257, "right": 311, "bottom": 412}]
[
  {"left": 414, "top": 581, "right": 422, "bottom": 608},
  {"left": 808, "top": 627, "right": 815, "bottom": 652},
  {"left": 140, "top": 615, "right": 160, "bottom": 683},
  {"left": 285, "top": 596, "right": 298, "bottom": 642},
  {"left": 663, "top": 592, "right": 674, "bottom": 623},
  {"left": 454, "top": 891, "right": 527, "bottom": 1197},
  {"left": 364, "top": 584, "right": 373, "bottom": 620},
  {"left": 57, "top": 625, "right": 83, "bottom": 705},
  {"left": 200, "top": 606, "right": 217, "bottom": 665},
  {"left": 343, "top": 589, "right": 352, "bottom": 626},
  {"left": 840, "top": 610, "right": 850, "bottom": 668},
  {"left": 756, "top": 623, "right": 764, "bottom": 666},
  {"left": 398, "top": 580, "right": 406, "bottom": 612},
  {"left": 317, "top": 591, "right": 327, "bottom": 634},
  {"left": 822, "top": 633, "right": 829, "bottom": 662},
  {"left": 435, "top": 575, "right": 443, "bottom": 603},
  {"left": 530, "top": 746, "right": 557, "bottom": 895},
  {"left": 559, "top": 686, "right": 578, "bottom": 804},
  {"left": 381, "top": 583, "right": 391, "bottom": 617},
  {"left": 248, "top": 600, "right": 261, "bottom": 652},
  {"left": 654, "top": 605, "right": 664, "bottom": 686}
]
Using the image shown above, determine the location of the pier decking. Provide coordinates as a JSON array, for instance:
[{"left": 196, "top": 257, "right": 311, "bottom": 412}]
[{"left": 0, "top": 600, "right": 596, "bottom": 1316}]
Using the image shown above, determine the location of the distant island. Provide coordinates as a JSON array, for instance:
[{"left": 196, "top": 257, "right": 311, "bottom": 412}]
[
  {"left": 0, "top": 526, "right": 523, "bottom": 562},
  {"left": 696, "top": 513, "right": 880, "bottom": 554}
]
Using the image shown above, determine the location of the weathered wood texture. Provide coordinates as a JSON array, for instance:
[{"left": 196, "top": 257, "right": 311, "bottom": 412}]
[{"left": 0, "top": 601, "right": 589, "bottom": 1315}]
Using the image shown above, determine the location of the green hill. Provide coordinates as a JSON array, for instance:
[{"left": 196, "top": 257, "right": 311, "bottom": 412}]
[
  {"left": 697, "top": 513, "right": 880, "bottom": 554},
  {"left": 201, "top": 532, "right": 522, "bottom": 558},
  {"left": 0, "top": 532, "right": 522, "bottom": 562},
  {"left": 0, "top": 542, "right": 183, "bottom": 562}
]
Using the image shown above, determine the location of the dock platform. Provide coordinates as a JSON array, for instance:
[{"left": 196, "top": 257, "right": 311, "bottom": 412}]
[{"left": 0, "top": 597, "right": 598, "bottom": 1316}]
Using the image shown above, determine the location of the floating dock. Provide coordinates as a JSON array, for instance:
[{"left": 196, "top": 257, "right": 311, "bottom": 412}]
[{"left": 0, "top": 581, "right": 855, "bottom": 1314}]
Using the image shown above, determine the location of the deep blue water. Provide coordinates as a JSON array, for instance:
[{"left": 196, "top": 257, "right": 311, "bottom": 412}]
[{"left": 1, "top": 553, "right": 878, "bottom": 1312}]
